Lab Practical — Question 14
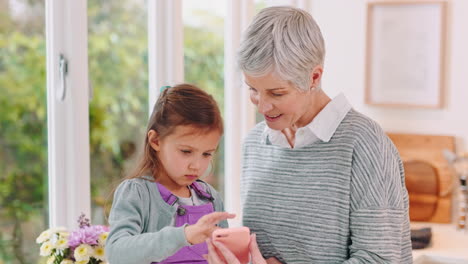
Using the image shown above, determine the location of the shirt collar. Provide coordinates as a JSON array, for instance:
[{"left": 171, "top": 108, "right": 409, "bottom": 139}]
[{"left": 261, "top": 93, "right": 351, "bottom": 147}]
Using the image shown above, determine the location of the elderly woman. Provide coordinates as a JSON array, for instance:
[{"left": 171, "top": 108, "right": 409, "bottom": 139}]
[{"left": 207, "top": 5, "right": 412, "bottom": 264}]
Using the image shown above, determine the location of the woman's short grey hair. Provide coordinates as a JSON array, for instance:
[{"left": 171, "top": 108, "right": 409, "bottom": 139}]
[{"left": 238, "top": 6, "right": 325, "bottom": 91}]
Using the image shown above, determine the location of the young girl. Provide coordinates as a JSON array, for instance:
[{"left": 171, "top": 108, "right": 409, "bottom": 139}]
[{"left": 105, "top": 84, "right": 234, "bottom": 264}]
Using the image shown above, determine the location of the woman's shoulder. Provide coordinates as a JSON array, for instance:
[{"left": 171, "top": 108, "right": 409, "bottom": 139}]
[
  {"left": 340, "top": 109, "right": 386, "bottom": 141},
  {"left": 340, "top": 110, "right": 398, "bottom": 156},
  {"left": 244, "top": 121, "right": 267, "bottom": 142},
  {"left": 250, "top": 121, "right": 266, "bottom": 134}
]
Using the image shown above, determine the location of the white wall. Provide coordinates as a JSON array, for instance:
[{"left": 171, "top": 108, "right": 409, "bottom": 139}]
[{"left": 311, "top": 0, "right": 468, "bottom": 152}]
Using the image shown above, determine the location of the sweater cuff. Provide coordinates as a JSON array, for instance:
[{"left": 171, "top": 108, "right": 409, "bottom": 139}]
[{"left": 176, "top": 224, "right": 191, "bottom": 247}]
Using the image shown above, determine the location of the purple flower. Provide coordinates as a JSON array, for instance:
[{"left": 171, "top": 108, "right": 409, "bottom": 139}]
[
  {"left": 68, "top": 214, "right": 110, "bottom": 251},
  {"left": 77, "top": 213, "right": 91, "bottom": 229},
  {"left": 68, "top": 225, "right": 110, "bottom": 248}
]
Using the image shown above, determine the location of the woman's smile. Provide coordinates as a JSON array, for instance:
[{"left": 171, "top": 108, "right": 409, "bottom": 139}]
[{"left": 264, "top": 114, "right": 283, "bottom": 122}]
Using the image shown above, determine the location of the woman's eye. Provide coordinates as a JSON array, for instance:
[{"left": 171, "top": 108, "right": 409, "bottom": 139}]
[
  {"left": 249, "top": 87, "right": 257, "bottom": 93},
  {"left": 272, "top": 93, "right": 283, "bottom": 97},
  {"left": 203, "top": 153, "right": 213, "bottom": 157},
  {"left": 181, "top": 150, "right": 191, "bottom": 154}
]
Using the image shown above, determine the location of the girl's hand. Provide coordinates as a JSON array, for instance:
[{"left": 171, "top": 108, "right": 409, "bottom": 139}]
[
  {"left": 184, "top": 212, "right": 235, "bottom": 245},
  {"left": 204, "top": 233, "right": 267, "bottom": 264}
]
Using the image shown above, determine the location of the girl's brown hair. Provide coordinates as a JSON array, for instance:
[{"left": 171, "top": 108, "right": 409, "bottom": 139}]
[{"left": 126, "top": 83, "right": 223, "bottom": 181}]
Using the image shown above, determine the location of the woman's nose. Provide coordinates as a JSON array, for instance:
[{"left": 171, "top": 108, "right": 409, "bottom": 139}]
[{"left": 257, "top": 97, "right": 273, "bottom": 114}]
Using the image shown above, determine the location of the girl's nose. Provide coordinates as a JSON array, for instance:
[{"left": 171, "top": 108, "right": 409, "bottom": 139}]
[{"left": 188, "top": 157, "right": 202, "bottom": 171}]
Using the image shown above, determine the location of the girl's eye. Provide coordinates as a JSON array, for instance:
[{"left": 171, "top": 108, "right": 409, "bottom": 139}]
[
  {"left": 272, "top": 93, "right": 284, "bottom": 97},
  {"left": 203, "top": 153, "right": 213, "bottom": 157},
  {"left": 181, "top": 150, "right": 191, "bottom": 154}
]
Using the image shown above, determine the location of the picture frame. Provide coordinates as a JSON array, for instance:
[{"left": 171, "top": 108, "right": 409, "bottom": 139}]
[{"left": 365, "top": 1, "right": 447, "bottom": 108}]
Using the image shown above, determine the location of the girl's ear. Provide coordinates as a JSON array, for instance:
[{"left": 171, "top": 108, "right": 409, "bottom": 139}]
[{"left": 148, "top": 129, "right": 161, "bottom": 151}]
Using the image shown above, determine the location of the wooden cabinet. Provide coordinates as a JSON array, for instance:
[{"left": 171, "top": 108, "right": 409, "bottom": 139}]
[{"left": 388, "top": 133, "right": 455, "bottom": 223}]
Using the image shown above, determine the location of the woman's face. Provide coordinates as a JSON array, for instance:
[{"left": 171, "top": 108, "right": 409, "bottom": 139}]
[{"left": 244, "top": 72, "right": 316, "bottom": 131}]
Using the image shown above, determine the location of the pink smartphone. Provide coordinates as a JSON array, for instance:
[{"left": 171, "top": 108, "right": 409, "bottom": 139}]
[{"left": 212, "top": 227, "right": 250, "bottom": 264}]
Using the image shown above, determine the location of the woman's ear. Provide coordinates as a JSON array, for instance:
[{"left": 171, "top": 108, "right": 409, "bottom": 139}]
[
  {"left": 148, "top": 130, "right": 161, "bottom": 151},
  {"left": 310, "top": 65, "right": 323, "bottom": 89}
]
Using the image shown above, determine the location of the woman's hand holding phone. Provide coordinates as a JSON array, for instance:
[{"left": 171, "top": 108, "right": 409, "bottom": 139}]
[
  {"left": 205, "top": 232, "right": 267, "bottom": 264},
  {"left": 212, "top": 227, "right": 250, "bottom": 264},
  {"left": 265, "top": 257, "right": 282, "bottom": 264}
]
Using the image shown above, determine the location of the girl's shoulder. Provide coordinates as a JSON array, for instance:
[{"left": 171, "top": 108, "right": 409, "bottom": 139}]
[
  {"left": 114, "top": 177, "right": 156, "bottom": 198},
  {"left": 194, "top": 180, "right": 225, "bottom": 215},
  {"left": 194, "top": 179, "right": 216, "bottom": 193},
  {"left": 194, "top": 179, "right": 223, "bottom": 200},
  {"left": 119, "top": 176, "right": 154, "bottom": 187}
]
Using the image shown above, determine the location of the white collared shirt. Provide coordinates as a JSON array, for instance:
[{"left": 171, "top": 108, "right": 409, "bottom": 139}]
[{"left": 261, "top": 93, "right": 352, "bottom": 148}]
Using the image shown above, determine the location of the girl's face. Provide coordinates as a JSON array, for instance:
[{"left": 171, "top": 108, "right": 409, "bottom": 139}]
[
  {"left": 245, "top": 72, "right": 317, "bottom": 131},
  {"left": 149, "top": 125, "right": 221, "bottom": 194}
]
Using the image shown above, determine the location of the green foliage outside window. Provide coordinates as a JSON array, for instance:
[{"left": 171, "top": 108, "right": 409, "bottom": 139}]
[{"left": 0, "top": 1, "right": 224, "bottom": 263}]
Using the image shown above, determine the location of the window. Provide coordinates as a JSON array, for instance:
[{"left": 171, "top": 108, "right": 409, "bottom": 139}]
[
  {"left": 0, "top": 0, "right": 48, "bottom": 262},
  {"left": 88, "top": 0, "right": 149, "bottom": 225},
  {"left": 183, "top": 0, "right": 225, "bottom": 193}
]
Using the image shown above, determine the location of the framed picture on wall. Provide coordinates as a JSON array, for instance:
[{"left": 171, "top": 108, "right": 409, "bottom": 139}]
[{"left": 365, "top": 1, "right": 447, "bottom": 108}]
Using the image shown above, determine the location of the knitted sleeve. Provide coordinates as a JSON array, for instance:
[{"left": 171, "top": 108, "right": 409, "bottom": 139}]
[
  {"left": 105, "top": 180, "right": 189, "bottom": 264},
  {"left": 345, "top": 123, "right": 413, "bottom": 263}
]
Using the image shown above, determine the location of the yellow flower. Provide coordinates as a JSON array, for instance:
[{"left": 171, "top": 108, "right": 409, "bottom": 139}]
[
  {"left": 98, "top": 232, "right": 108, "bottom": 245},
  {"left": 54, "top": 237, "right": 69, "bottom": 250},
  {"left": 40, "top": 241, "right": 54, "bottom": 256},
  {"left": 75, "top": 261, "right": 88, "bottom": 264},
  {"left": 93, "top": 246, "right": 106, "bottom": 261},
  {"left": 74, "top": 244, "right": 93, "bottom": 262},
  {"left": 60, "top": 260, "right": 74, "bottom": 264},
  {"left": 59, "top": 231, "right": 70, "bottom": 238},
  {"left": 46, "top": 256, "right": 55, "bottom": 264},
  {"left": 36, "top": 230, "right": 52, "bottom": 244}
]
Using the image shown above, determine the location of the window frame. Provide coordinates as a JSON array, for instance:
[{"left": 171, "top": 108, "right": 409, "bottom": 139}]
[
  {"left": 224, "top": 0, "right": 256, "bottom": 226},
  {"left": 46, "top": 0, "right": 91, "bottom": 228},
  {"left": 148, "top": 0, "right": 184, "bottom": 111}
]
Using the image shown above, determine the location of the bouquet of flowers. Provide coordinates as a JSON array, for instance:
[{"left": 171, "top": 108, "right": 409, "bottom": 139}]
[{"left": 36, "top": 213, "right": 109, "bottom": 264}]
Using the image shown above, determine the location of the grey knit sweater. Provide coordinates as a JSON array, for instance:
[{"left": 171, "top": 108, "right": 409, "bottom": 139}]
[{"left": 241, "top": 109, "right": 412, "bottom": 264}]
